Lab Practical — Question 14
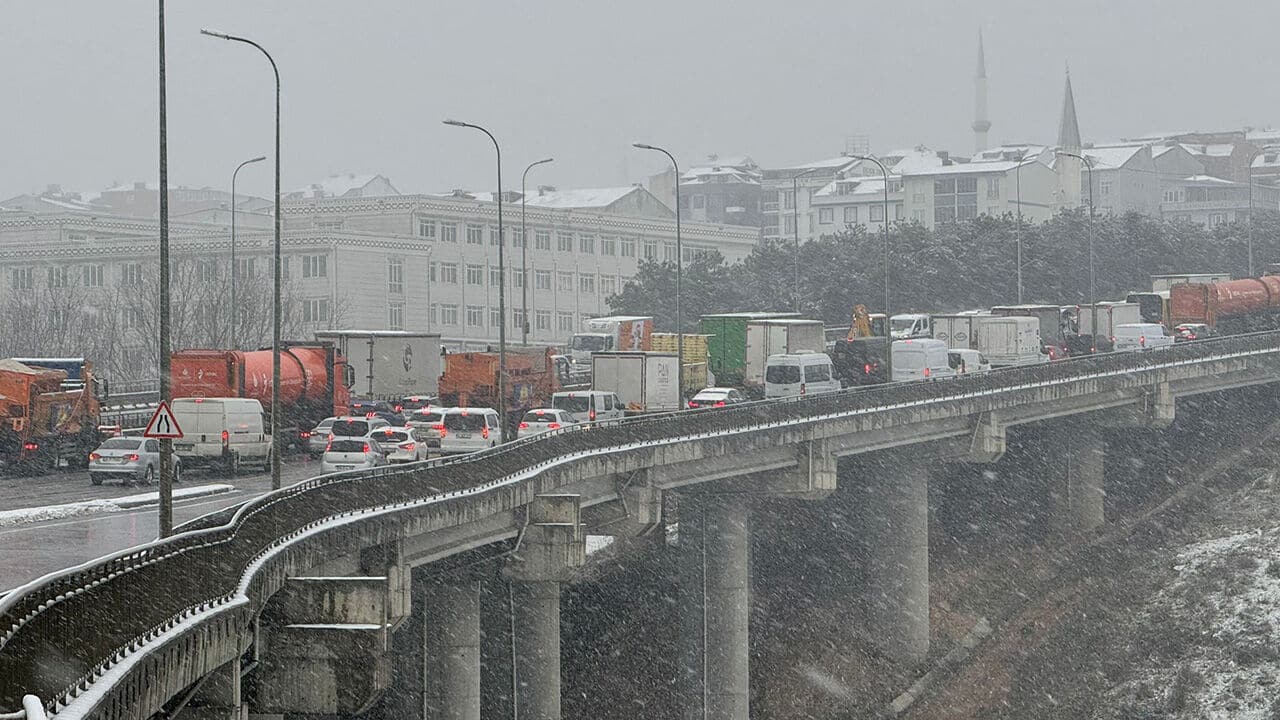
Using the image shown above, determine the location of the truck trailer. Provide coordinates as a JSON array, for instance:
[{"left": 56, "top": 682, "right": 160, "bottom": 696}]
[
  {"left": 567, "top": 316, "right": 654, "bottom": 368},
  {"left": 591, "top": 352, "right": 681, "bottom": 414},
  {"left": 314, "top": 330, "right": 442, "bottom": 400},
  {"left": 743, "top": 319, "right": 826, "bottom": 388},
  {"left": 700, "top": 312, "right": 802, "bottom": 387}
]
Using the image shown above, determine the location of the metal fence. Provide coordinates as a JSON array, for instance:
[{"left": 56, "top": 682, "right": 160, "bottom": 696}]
[{"left": 4, "top": 331, "right": 1280, "bottom": 713}]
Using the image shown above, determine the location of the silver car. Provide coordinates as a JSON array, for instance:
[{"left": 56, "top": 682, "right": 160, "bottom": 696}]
[
  {"left": 320, "top": 437, "right": 386, "bottom": 474},
  {"left": 306, "top": 417, "right": 337, "bottom": 456},
  {"left": 374, "top": 427, "right": 428, "bottom": 464},
  {"left": 89, "top": 437, "right": 181, "bottom": 486},
  {"left": 516, "top": 408, "right": 574, "bottom": 438}
]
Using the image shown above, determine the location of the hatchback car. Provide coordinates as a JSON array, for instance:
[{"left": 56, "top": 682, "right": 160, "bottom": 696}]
[
  {"left": 687, "top": 387, "right": 747, "bottom": 409},
  {"left": 517, "top": 408, "right": 574, "bottom": 438},
  {"left": 89, "top": 437, "right": 180, "bottom": 486},
  {"left": 372, "top": 426, "right": 428, "bottom": 463},
  {"left": 320, "top": 437, "right": 386, "bottom": 473},
  {"left": 438, "top": 408, "right": 503, "bottom": 454},
  {"left": 349, "top": 399, "right": 405, "bottom": 426},
  {"left": 406, "top": 408, "right": 448, "bottom": 450},
  {"left": 329, "top": 416, "right": 391, "bottom": 441},
  {"left": 1173, "top": 323, "right": 1215, "bottom": 342},
  {"left": 305, "top": 417, "right": 337, "bottom": 456},
  {"left": 396, "top": 395, "right": 439, "bottom": 413}
]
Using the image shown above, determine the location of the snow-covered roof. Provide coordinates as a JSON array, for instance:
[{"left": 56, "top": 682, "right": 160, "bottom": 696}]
[
  {"left": 1082, "top": 145, "right": 1147, "bottom": 170},
  {"left": 520, "top": 186, "right": 639, "bottom": 209},
  {"left": 970, "top": 145, "right": 1047, "bottom": 164},
  {"left": 681, "top": 166, "right": 760, "bottom": 185},
  {"left": 287, "top": 173, "right": 399, "bottom": 200},
  {"left": 1179, "top": 143, "right": 1236, "bottom": 158},
  {"left": 814, "top": 176, "right": 891, "bottom": 198},
  {"left": 1173, "top": 175, "right": 1240, "bottom": 187},
  {"left": 900, "top": 159, "right": 1022, "bottom": 177},
  {"left": 1245, "top": 128, "right": 1280, "bottom": 144}
]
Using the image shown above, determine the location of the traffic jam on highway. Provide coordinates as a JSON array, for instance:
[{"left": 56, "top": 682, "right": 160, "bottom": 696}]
[{"left": 0, "top": 271, "right": 1271, "bottom": 483}]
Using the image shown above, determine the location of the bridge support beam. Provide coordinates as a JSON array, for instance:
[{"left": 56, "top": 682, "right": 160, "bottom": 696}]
[
  {"left": 422, "top": 578, "right": 481, "bottom": 720},
  {"left": 185, "top": 658, "right": 245, "bottom": 720},
  {"left": 502, "top": 494, "right": 585, "bottom": 720},
  {"left": 678, "top": 494, "right": 752, "bottom": 720},
  {"left": 861, "top": 459, "right": 930, "bottom": 665},
  {"left": 1049, "top": 424, "right": 1106, "bottom": 536}
]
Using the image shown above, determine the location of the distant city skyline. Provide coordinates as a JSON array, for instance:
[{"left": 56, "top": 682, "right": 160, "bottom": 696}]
[{"left": 4, "top": 0, "right": 1279, "bottom": 202}]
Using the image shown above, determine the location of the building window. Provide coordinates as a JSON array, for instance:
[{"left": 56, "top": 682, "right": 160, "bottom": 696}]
[
  {"left": 428, "top": 261, "right": 437, "bottom": 282},
  {"left": 870, "top": 204, "right": 885, "bottom": 222},
  {"left": 557, "top": 233, "right": 574, "bottom": 252},
  {"left": 986, "top": 177, "right": 1000, "bottom": 200},
  {"left": 429, "top": 303, "right": 439, "bottom": 326},
  {"left": 784, "top": 190, "right": 795, "bottom": 210},
  {"left": 388, "top": 258, "right": 404, "bottom": 294},
  {"left": 643, "top": 239, "right": 657, "bottom": 260},
  {"left": 122, "top": 306, "right": 144, "bottom": 330},
  {"left": 512, "top": 269, "right": 524, "bottom": 288},
  {"left": 303, "top": 254, "right": 327, "bottom": 278},
  {"left": 282, "top": 256, "right": 290, "bottom": 279},
  {"left": 579, "top": 234, "right": 595, "bottom": 254},
  {"left": 10, "top": 267, "right": 33, "bottom": 290},
  {"left": 490, "top": 307, "right": 503, "bottom": 327},
  {"left": 691, "top": 194, "right": 705, "bottom": 210},
  {"left": 440, "top": 262, "right": 459, "bottom": 284},
  {"left": 440, "top": 222, "right": 458, "bottom": 242},
  {"left": 441, "top": 304, "right": 459, "bottom": 325},
  {"left": 466, "top": 264, "right": 484, "bottom": 285},
  {"left": 580, "top": 273, "right": 595, "bottom": 294},
  {"left": 119, "top": 263, "right": 142, "bottom": 287},
  {"left": 466, "top": 224, "right": 484, "bottom": 244},
  {"left": 621, "top": 237, "right": 636, "bottom": 257},
  {"left": 315, "top": 219, "right": 343, "bottom": 231},
  {"left": 389, "top": 302, "right": 405, "bottom": 330},
  {"left": 513, "top": 308, "right": 526, "bottom": 331},
  {"left": 195, "top": 260, "right": 218, "bottom": 283},
  {"left": 818, "top": 207, "right": 834, "bottom": 224},
  {"left": 600, "top": 236, "right": 617, "bottom": 256},
  {"left": 933, "top": 176, "right": 978, "bottom": 223},
  {"left": 783, "top": 215, "right": 794, "bottom": 233},
  {"left": 535, "top": 310, "right": 551, "bottom": 331},
  {"left": 1209, "top": 213, "right": 1228, "bottom": 226},
  {"left": 896, "top": 202, "right": 904, "bottom": 220},
  {"left": 557, "top": 312, "right": 574, "bottom": 333},
  {"left": 235, "top": 258, "right": 256, "bottom": 280},
  {"left": 418, "top": 218, "right": 436, "bottom": 239},
  {"left": 1100, "top": 180, "right": 1113, "bottom": 197},
  {"left": 303, "top": 297, "right": 331, "bottom": 323},
  {"left": 489, "top": 266, "right": 503, "bottom": 286},
  {"left": 535, "top": 270, "right": 552, "bottom": 290},
  {"left": 843, "top": 206, "right": 857, "bottom": 223},
  {"left": 82, "top": 264, "right": 104, "bottom": 287},
  {"left": 512, "top": 227, "right": 524, "bottom": 248},
  {"left": 535, "top": 230, "right": 551, "bottom": 250},
  {"left": 466, "top": 305, "right": 484, "bottom": 327},
  {"left": 490, "top": 227, "right": 502, "bottom": 246},
  {"left": 600, "top": 276, "right": 617, "bottom": 297},
  {"left": 663, "top": 243, "right": 676, "bottom": 262},
  {"left": 557, "top": 271, "right": 574, "bottom": 291}
]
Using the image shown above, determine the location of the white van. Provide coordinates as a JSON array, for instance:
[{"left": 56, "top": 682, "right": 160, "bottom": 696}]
[
  {"left": 1113, "top": 322, "right": 1175, "bottom": 352},
  {"left": 764, "top": 353, "right": 841, "bottom": 399},
  {"left": 551, "top": 391, "right": 625, "bottom": 424},
  {"left": 947, "top": 348, "right": 992, "bottom": 376},
  {"left": 892, "top": 339, "right": 957, "bottom": 382},
  {"left": 437, "top": 407, "right": 503, "bottom": 454},
  {"left": 171, "top": 397, "right": 271, "bottom": 475}
]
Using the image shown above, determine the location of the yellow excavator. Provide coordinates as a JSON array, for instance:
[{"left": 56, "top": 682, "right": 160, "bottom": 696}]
[
  {"left": 834, "top": 304, "right": 889, "bottom": 386},
  {"left": 847, "top": 304, "right": 874, "bottom": 340}
]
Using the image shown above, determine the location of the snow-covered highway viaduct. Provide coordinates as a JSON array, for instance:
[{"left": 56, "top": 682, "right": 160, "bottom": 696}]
[{"left": 3, "top": 331, "right": 1280, "bottom": 720}]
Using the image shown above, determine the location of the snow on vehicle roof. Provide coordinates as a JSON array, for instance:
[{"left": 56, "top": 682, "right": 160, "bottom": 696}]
[{"left": 0, "top": 358, "right": 59, "bottom": 375}]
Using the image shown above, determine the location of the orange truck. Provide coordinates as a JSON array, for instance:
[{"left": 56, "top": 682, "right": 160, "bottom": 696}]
[
  {"left": 438, "top": 347, "right": 561, "bottom": 425},
  {"left": 0, "top": 358, "right": 102, "bottom": 472},
  {"left": 171, "top": 343, "right": 352, "bottom": 448}
]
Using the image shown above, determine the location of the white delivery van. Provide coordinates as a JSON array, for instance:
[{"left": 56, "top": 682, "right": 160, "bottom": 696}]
[
  {"left": 551, "top": 390, "right": 625, "bottom": 424},
  {"left": 1112, "top": 323, "right": 1175, "bottom": 352},
  {"left": 891, "top": 339, "right": 957, "bottom": 382},
  {"left": 947, "top": 348, "right": 992, "bottom": 375},
  {"left": 764, "top": 353, "right": 841, "bottom": 399},
  {"left": 171, "top": 397, "right": 271, "bottom": 474}
]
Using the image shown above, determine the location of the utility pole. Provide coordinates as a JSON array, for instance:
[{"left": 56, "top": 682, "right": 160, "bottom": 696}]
[{"left": 157, "top": 0, "right": 173, "bottom": 537}]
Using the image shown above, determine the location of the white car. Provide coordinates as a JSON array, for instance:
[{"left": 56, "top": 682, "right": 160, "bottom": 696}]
[
  {"left": 438, "top": 408, "right": 503, "bottom": 454},
  {"left": 407, "top": 408, "right": 448, "bottom": 451},
  {"left": 1113, "top": 322, "right": 1175, "bottom": 352},
  {"left": 517, "top": 409, "right": 574, "bottom": 438},
  {"left": 320, "top": 437, "right": 386, "bottom": 473},
  {"left": 305, "top": 417, "right": 337, "bottom": 456},
  {"left": 373, "top": 426, "right": 428, "bottom": 463},
  {"left": 687, "top": 387, "right": 747, "bottom": 409},
  {"left": 89, "top": 437, "right": 180, "bottom": 486}
]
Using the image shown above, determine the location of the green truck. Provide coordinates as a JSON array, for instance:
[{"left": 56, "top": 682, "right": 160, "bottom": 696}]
[{"left": 699, "top": 312, "right": 802, "bottom": 388}]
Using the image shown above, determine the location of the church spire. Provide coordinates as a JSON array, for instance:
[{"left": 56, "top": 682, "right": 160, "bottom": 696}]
[
  {"left": 972, "top": 29, "right": 991, "bottom": 153},
  {"left": 1058, "top": 67, "right": 1081, "bottom": 151}
]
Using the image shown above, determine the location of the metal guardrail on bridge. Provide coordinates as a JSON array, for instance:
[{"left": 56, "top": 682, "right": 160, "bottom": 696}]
[{"left": 5, "top": 332, "right": 1280, "bottom": 715}]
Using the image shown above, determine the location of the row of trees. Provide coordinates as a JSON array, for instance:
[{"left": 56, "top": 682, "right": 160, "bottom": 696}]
[
  {"left": 0, "top": 257, "right": 347, "bottom": 382},
  {"left": 609, "top": 210, "right": 1280, "bottom": 329}
]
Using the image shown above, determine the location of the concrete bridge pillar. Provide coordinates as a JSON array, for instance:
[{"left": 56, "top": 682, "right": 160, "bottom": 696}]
[
  {"left": 1049, "top": 424, "right": 1106, "bottom": 536},
  {"left": 501, "top": 494, "right": 585, "bottom": 720},
  {"left": 678, "top": 494, "right": 752, "bottom": 720},
  {"left": 860, "top": 459, "right": 930, "bottom": 665},
  {"left": 422, "top": 578, "right": 481, "bottom": 720},
  {"left": 185, "top": 658, "right": 245, "bottom": 720}
]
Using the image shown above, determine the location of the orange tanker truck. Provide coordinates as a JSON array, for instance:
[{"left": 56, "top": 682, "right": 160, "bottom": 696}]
[
  {"left": 171, "top": 343, "right": 353, "bottom": 449},
  {"left": 437, "top": 347, "right": 561, "bottom": 428}
]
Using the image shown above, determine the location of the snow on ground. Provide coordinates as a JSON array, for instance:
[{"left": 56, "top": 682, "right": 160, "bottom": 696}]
[
  {"left": 0, "top": 484, "right": 235, "bottom": 528},
  {"left": 1105, "top": 473, "right": 1280, "bottom": 720}
]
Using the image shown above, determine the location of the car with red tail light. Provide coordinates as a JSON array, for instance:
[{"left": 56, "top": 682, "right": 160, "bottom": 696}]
[
  {"left": 517, "top": 408, "right": 575, "bottom": 438},
  {"left": 320, "top": 436, "right": 386, "bottom": 473},
  {"left": 438, "top": 407, "right": 503, "bottom": 454},
  {"left": 1113, "top": 323, "right": 1175, "bottom": 352},
  {"left": 406, "top": 408, "right": 447, "bottom": 450},
  {"left": 372, "top": 426, "right": 427, "bottom": 463},
  {"left": 171, "top": 397, "right": 271, "bottom": 476},
  {"left": 688, "top": 387, "right": 747, "bottom": 409}
]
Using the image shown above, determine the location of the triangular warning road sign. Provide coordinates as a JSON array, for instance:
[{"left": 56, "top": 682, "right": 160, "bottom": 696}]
[{"left": 144, "top": 401, "right": 185, "bottom": 439}]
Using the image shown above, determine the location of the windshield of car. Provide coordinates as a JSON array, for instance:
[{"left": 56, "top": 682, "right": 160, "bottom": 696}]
[
  {"left": 569, "top": 335, "right": 608, "bottom": 351},
  {"left": 765, "top": 365, "right": 801, "bottom": 384},
  {"left": 98, "top": 438, "right": 142, "bottom": 450},
  {"left": 314, "top": 419, "right": 335, "bottom": 431},
  {"left": 443, "top": 414, "right": 487, "bottom": 431},
  {"left": 553, "top": 396, "right": 591, "bottom": 413},
  {"left": 328, "top": 439, "right": 370, "bottom": 453},
  {"left": 330, "top": 420, "right": 370, "bottom": 437}
]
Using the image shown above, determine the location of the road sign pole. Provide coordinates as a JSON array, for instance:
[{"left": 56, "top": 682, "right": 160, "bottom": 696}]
[{"left": 157, "top": 0, "right": 174, "bottom": 538}]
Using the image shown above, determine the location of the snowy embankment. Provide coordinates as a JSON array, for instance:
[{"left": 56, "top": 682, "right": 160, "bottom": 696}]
[{"left": 0, "top": 484, "right": 235, "bottom": 528}]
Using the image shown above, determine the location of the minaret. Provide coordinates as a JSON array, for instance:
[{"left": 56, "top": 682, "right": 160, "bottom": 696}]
[
  {"left": 1057, "top": 67, "right": 1082, "bottom": 151},
  {"left": 972, "top": 29, "right": 991, "bottom": 154},
  {"left": 1056, "top": 66, "right": 1083, "bottom": 208}
]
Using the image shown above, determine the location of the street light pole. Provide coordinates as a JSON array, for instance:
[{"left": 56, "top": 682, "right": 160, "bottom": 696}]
[
  {"left": 157, "top": 0, "right": 173, "bottom": 537},
  {"left": 633, "top": 143, "right": 683, "bottom": 399},
  {"left": 791, "top": 167, "right": 817, "bottom": 313},
  {"left": 850, "top": 155, "right": 892, "bottom": 318},
  {"left": 1057, "top": 150, "right": 1096, "bottom": 348},
  {"left": 202, "top": 28, "right": 283, "bottom": 489},
  {"left": 521, "top": 158, "right": 554, "bottom": 346},
  {"left": 231, "top": 155, "right": 266, "bottom": 350},
  {"left": 446, "top": 120, "right": 507, "bottom": 435},
  {"left": 1015, "top": 150, "right": 1026, "bottom": 304}
]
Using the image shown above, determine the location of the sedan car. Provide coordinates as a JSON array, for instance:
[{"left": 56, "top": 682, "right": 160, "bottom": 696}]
[
  {"left": 517, "top": 408, "right": 574, "bottom": 438},
  {"left": 687, "top": 387, "right": 747, "bottom": 409},
  {"left": 1173, "top": 323, "right": 1215, "bottom": 342},
  {"left": 304, "top": 417, "right": 337, "bottom": 456},
  {"left": 89, "top": 437, "right": 180, "bottom": 486},
  {"left": 372, "top": 426, "right": 428, "bottom": 463},
  {"left": 320, "top": 437, "right": 386, "bottom": 474}
]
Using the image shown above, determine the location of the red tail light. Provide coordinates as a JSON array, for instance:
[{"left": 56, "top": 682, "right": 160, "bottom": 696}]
[
  {"left": 548, "top": 422, "right": 561, "bottom": 429},
  {"left": 519, "top": 422, "right": 530, "bottom": 429},
  {"left": 127, "top": 453, "right": 140, "bottom": 462},
  {"left": 589, "top": 409, "right": 596, "bottom": 421},
  {"left": 394, "top": 405, "right": 403, "bottom": 412},
  {"left": 688, "top": 401, "right": 699, "bottom": 408},
  {"left": 22, "top": 442, "right": 37, "bottom": 451},
  {"left": 362, "top": 443, "right": 371, "bottom": 453},
  {"left": 923, "top": 367, "right": 931, "bottom": 378},
  {"left": 365, "top": 412, "right": 376, "bottom": 418},
  {"left": 482, "top": 426, "right": 490, "bottom": 439},
  {"left": 800, "top": 383, "right": 807, "bottom": 395},
  {"left": 400, "top": 442, "right": 416, "bottom": 452},
  {"left": 864, "top": 363, "right": 872, "bottom": 375},
  {"left": 715, "top": 401, "right": 726, "bottom": 407},
  {"left": 1187, "top": 333, "right": 1197, "bottom": 340},
  {"left": 89, "top": 452, "right": 101, "bottom": 461},
  {"left": 433, "top": 423, "right": 447, "bottom": 438},
  {"left": 1139, "top": 335, "right": 1147, "bottom": 347},
  {"left": 221, "top": 430, "right": 229, "bottom": 446},
  {"left": 300, "top": 431, "right": 311, "bottom": 439},
  {"left": 325, "top": 440, "right": 333, "bottom": 452}
]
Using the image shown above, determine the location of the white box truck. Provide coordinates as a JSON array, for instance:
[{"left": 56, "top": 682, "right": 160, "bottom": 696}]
[
  {"left": 931, "top": 312, "right": 991, "bottom": 349},
  {"left": 1076, "top": 302, "right": 1143, "bottom": 339},
  {"left": 976, "top": 316, "right": 1047, "bottom": 367},
  {"left": 591, "top": 352, "right": 681, "bottom": 414},
  {"left": 314, "top": 330, "right": 442, "bottom": 400},
  {"left": 743, "top": 319, "right": 825, "bottom": 388}
]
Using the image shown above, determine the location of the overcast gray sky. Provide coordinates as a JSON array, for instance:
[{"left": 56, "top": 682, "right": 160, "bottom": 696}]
[{"left": 5, "top": 0, "right": 1279, "bottom": 202}]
